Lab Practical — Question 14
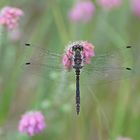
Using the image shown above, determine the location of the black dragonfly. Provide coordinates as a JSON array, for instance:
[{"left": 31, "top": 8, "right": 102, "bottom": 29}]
[{"left": 24, "top": 42, "right": 133, "bottom": 115}]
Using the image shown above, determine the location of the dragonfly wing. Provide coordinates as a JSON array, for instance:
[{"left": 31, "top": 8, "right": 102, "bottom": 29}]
[
  {"left": 24, "top": 43, "right": 63, "bottom": 60},
  {"left": 82, "top": 66, "right": 133, "bottom": 86},
  {"left": 82, "top": 46, "right": 134, "bottom": 84},
  {"left": 23, "top": 43, "right": 66, "bottom": 79},
  {"left": 89, "top": 46, "right": 134, "bottom": 68},
  {"left": 23, "top": 59, "right": 66, "bottom": 79}
]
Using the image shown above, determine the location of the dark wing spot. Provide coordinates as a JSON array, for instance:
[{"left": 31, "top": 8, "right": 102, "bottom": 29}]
[
  {"left": 126, "top": 67, "right": 132, "bottom": 70},
  {"left": 126, "top": 46, "right": 132, "bottom": 48},
  {"left": 25, "top": 43, "right": 31, "bottom": 46},
  {"left": 25, "top": 62, "right": 31, "bottom": 65}
]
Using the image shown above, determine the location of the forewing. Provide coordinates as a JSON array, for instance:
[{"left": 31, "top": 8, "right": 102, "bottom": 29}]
[
  {"left": 82, "top": 46, "right": 134, "bottom": 84},
  {"left": 23, "top": 43, "right": 66, "bottom": 79}
]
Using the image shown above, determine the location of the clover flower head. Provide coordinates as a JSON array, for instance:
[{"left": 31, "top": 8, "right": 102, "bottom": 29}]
[
  {"left": 0, "top": 6, "right": 23, "bottom": 29},
  {"left": 69, "top": 1, "right": 95, "bottom": 22},
  {"left": 18, "top": 111, "right": 46, "bottom": 136},
  {"left": 131, "top": 0, "right": 140, "bottom": 17},
  {"left": 62, "top": 41, "right": 95, "bottom": 70}
]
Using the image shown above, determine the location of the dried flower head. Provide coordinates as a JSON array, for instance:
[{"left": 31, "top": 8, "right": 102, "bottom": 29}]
[
  {"left": 8, "top": 27, "right": 22, "bottom": 42},
  {"left": 18, "top": 111, "right": 46, "bottom": 136},
  {"left": 69, "top": 1, "right": 95, "bottom": 22},
  {"left": 62, "top": 41, "right": 95, "bottom": 70},
  {"left": 0, "top": 6, "right": 23, "bottom": 29},
  {"left": 116, "top": 136, "right": 132, "bottom": 140}
]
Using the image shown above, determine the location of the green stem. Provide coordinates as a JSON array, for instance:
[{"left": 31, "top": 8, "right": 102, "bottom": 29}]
[
  {"left": 0, "top": 27, "right": 7, "bottom": 73},
  {"left": 110, "top": 80, "right": 131, "bottom": 140},
  {"left": 51, "top": 1, "right": 69, "bottom": 44},
  {"left": 103, "top": 21, "right": 132, "bottom": 140},
  {"left": 0, "top": 60, "right": 22, "bottom": 124},
  {"left": 95, "top": 13, "right": 132, "bottom": 139}
]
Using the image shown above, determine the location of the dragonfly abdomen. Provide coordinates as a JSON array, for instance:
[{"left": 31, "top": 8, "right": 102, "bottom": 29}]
[{"left": 75, "top": 69, "right": 80, "bottom": 115}]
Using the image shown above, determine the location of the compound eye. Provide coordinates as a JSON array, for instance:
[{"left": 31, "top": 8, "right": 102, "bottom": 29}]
[
  {"left": 80, "top": 46, "right": 83, "bottom": 51},
  {"left": 72, "top": 46, "right": 76, "bottom": 51},
  {"left": 72, "top": 46, "right": 75, "bottom": 51}
]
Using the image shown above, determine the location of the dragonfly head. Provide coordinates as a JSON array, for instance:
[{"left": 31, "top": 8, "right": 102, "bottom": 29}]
[{"left": 72, "top": 44, "right": 83, "bottom": 52}]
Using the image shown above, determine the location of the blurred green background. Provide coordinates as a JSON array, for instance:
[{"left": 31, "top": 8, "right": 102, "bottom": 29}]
[{"left": 0, "top": 0, "right": 140, "bottom": 140}]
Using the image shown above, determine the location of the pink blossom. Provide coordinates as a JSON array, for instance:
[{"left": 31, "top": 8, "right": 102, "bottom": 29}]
[
  {"left": 69, "top": 1, "right": 95, "bottom": 22},
  {"left": 18, "top": 111, "right": 46, "bottom": 136},
  {"left": 0, "top": 6, "right": 23, "bottom": 29},
  {"left": 82, "top": 42, "right": 95, "bottom": 64},
  {"left": 62, "top": 41, "right": 95, "bottom": 70},
  {"left": 62, "top": 50, "right": 73, "bottom": 70},
  {"left": 131, "top": 0, "right": 140, "bottom": 17},
  {"left": 96, "top": 0, "right": 122, "bottom": 10}
]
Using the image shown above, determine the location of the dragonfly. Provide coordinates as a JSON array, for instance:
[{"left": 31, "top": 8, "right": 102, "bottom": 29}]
[{"left": 24, "top": 41, "right": 133, "bottom": 115}]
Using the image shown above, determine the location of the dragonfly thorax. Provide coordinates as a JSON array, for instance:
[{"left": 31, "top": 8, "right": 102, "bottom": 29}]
[{"left": 72, "top": 45, "right": 84, "bottom": 70}]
